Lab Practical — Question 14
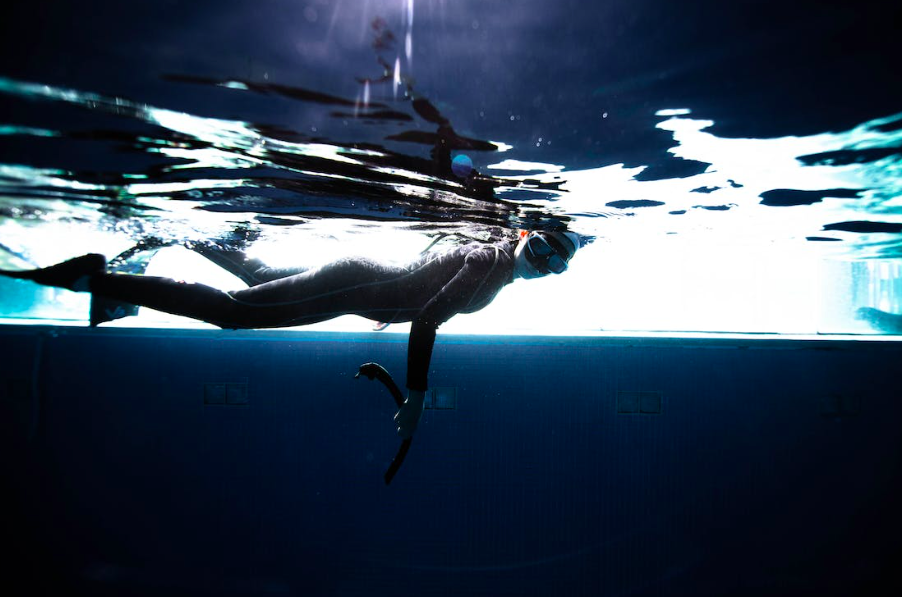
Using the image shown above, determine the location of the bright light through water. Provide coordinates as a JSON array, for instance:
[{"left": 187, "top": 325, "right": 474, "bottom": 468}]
[{"left": 475, "top": 109, "right": 902, "bottom": 336}]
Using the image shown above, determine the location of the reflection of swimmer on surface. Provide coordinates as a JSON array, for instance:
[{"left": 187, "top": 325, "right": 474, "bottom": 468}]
[
  {"left": 856, "top": 307, "right": 902, "bottom": 333},
  {"left": 1, "top": 230, "right": 582, "bottom": 439}
]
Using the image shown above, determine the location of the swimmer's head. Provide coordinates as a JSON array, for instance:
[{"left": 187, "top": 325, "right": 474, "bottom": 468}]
[{"left": 514, "top": 230, "right": 581, "bottom": 279}]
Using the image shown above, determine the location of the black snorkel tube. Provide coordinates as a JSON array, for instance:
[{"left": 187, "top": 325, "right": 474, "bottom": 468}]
[{"left": 355, "top": 362, "right": 413, "bottom": 485}]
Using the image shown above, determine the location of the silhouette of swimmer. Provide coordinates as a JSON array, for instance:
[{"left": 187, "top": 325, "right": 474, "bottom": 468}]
[
  {"left": 856, "top": 307, "right": 902, "bottom": 333},
  {"left": 1, "top": 230, "right": 581, "bottom": 440}
]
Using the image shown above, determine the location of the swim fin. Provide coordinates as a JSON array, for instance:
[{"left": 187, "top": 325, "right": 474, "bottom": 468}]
[
  {"left": 89, "top": 295, "right": 140, "bottom": 327},
  {"left": 0, "top": 253, "right": 106, "bottom": 291},
  {"left": 88, "top": 241, "right": 166, "bottom": 326}
]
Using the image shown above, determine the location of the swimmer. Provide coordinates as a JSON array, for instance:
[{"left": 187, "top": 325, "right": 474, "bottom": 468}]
[{"left": 1, "top": 230, "right": 581, "bottom": 439}]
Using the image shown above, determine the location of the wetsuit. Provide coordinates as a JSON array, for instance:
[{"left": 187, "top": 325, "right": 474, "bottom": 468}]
[{"left": 88, "top": 241, "right": 517, "bottom": 392}]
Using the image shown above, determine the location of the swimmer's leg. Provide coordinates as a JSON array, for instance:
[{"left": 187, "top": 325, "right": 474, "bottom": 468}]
[
  {"left": 89, "top": 264, "right": 379, "bottom": 329},
  {"left": 227, "top": 257, "right": 407, "bottom": 318},
  {"left": 2, "top": 253, "right": 402, "bottom": 329},
  {"left": 190, "top": 244, "right": 311, "bottom": 286},
  {"left": 89, "top": 273, "right": 264, "bottom": 328},
  {"left": 90, "top": 261, "right": 394, "bottom": 328}
]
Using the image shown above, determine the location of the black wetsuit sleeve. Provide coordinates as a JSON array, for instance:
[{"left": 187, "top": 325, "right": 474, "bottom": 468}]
[
  {"left": 406, "top": 320, "right": 436, "bottom": 392},
  {"left": 405, "top": 247, "right": 501, "bottom": 391}
]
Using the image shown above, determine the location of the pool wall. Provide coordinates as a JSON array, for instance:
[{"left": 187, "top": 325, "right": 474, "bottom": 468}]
[{"left": 1, "top": 325, "right": 900, "bottom": 596}]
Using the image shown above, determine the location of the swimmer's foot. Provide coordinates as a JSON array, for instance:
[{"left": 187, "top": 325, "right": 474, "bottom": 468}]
[{"left": 0, "top": 253, "right": 106, "bottom": 291}]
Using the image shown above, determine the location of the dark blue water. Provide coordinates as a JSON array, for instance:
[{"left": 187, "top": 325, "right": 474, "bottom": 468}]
[
  {"left": 3, "top": 0, "right": 897, "bottom": 164},
  {"left": 2, "top": 326, "right": 901, "bottom": 596}
]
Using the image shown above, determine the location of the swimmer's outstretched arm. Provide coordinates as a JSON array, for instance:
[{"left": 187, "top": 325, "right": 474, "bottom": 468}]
[{"left": 394, "top": 248, "right": 501, "bottom": 438}]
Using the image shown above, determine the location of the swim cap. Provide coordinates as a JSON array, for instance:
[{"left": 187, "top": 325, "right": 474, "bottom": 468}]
[{"left": 541, "top": 231, "right": 580, "bottom": 260}]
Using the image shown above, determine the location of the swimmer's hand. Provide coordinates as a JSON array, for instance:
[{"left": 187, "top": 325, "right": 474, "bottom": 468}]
[{"left": 394, "top": 389, "right": 426, "bottom": 439}]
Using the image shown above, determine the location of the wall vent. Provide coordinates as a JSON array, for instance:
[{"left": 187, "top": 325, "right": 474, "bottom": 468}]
[
  {"left": 617, "top": 390, "right": 662, "bottom": 414},
  {"left": 204, "top": 382, "right": 248, "bottom": 406}
]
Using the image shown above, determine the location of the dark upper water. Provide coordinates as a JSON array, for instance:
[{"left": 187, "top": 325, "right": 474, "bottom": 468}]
[{"left": 0, "top": 0, "right": 900, "bottom": 331}]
